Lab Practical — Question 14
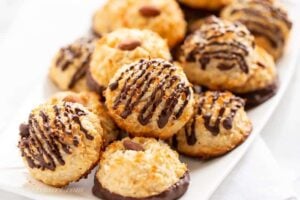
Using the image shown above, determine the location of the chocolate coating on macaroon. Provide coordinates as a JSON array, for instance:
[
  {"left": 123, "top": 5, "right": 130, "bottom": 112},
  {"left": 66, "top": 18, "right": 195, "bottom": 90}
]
[{"left": 93, "top": 172, "right": 190, "bottom": 200}]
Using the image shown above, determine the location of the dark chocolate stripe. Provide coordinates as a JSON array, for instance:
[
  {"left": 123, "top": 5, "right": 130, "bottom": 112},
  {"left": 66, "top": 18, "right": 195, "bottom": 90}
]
[
  {"left": 186, "top": 38, "right": 250, "bottom": 73},
  {"left": 111, "top": 59, "right": 190, "bottom": 128},
  {"left": 199, "top": 41, "right": 249, "bottom": 55},
  {"left": 119, "top": 69, "right": 149, "bottom": 118},
  {"left": 238, "top": 19, "right": 283, "bottom": 48},
  {"left": 158, "top": 83, "right": 189, "bottom": 128},
  {"left": 249, "top": 0, "right": 292, "bottom": 29},
  {"left": 30, "top": 117, "right": 58, "bottom": 170},
  {"left": 19, "top": 103, "right": 94, "bottom": 170},
  {"left": 56, "top": 47, "right": 81, "bottom": 71},
  {"left": 72, "top": 116, "right": 94, "bottom": 140},
  {"left": 138, "top": 72, "right": 177, "bottom": 126},
  {"left": 183, "top": 92, "right": 245, "bottom": 145},
  {"left": 40, "top": 111, "right": 71, "bottom": 158},
  {"left": 175, "top": 87, "right": 192, "bottom": 119},
  {"left": 125, "top": 67, "right": 167, "bottom": 122},
  {"left": 203, "top": 107, "right": 225, "bottom": 135},
  {"left": 112, "top": 62, "right": 147, "bottom": 109},
  {"left": 185, "top": 117, "right": 197, "bottom": 145},
  {"left": 199, "top": 51, "right": 249, "bottom": 73},
  {"left": 68, "top": 54, "right": 91, "bottom": 89}
]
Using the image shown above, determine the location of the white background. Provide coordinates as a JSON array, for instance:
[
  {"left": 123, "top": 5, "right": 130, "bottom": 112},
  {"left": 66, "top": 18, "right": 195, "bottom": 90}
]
[{"left": 0, "top": 0, "right": 299, "bottom": 199}]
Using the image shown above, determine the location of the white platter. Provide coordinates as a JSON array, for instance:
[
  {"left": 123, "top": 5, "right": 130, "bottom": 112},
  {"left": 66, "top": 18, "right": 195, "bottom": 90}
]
[{"left": 0, "top": 0, "right": 299, "bottom": 199}]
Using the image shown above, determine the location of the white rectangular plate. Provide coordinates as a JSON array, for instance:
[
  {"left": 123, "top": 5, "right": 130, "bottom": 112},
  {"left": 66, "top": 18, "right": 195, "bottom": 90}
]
[{"left": 0, "top": 0, "right": 299, "bottom": 199}]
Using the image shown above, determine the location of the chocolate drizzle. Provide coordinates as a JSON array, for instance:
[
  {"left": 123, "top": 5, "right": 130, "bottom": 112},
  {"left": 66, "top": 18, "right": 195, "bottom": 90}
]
[
  {"left": 249, "top": 0, "right": 292, "bottom": 29},
  {"left": 227, "top": 0, "right": 292, "bottom": 49},
  {"left": 238, "top": 19, "right": 282, "bottom": 48},
  {"left": 68, "top": 53, "right": 92, "bottom": 89},
  {"left": 185, "top": 17, "right": 251, "bottom": 74},
  {"left": 109, "top": 59, "right": 192, "bottom": 129},
  {"left": 55, "top": 37, "right": 95, "bottom": 89},
  {"left": 181, "top": 92, "right": 245, "bottom": 145},
  {"left": 18, "top": 103, "right": 94, "bottom": 170},
  {"left": 56, "top": 47, "right": 81, "bottom": 71}
]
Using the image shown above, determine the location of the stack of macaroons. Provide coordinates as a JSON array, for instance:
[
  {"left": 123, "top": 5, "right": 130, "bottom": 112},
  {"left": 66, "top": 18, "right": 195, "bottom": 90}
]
[{"left": 19, "top": 0, "right": 292, "bottom": 199}]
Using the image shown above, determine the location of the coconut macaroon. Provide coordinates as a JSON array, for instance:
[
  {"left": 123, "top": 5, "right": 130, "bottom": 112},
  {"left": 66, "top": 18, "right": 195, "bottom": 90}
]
[
  {"left": 87, "top": 28, "right": 171, "bottom": 95},
  {"left": 179, "top": 16, "right": 257, "bottom": 91},
  {"left": 221, "top": 0, "right": 292, "bottom": 60},
  {"left": 178, "top": 0, "right": 233, "bottom": 10},
  {"left": 49, "top": 37, "right": 96, "bottom": 92},
  {"left": 93, "top": 137, "right": 189, "bottom": 200},
  {"left": 48, "top": 91, "right": 119, "bottom": 147},
  {"left": 18, "top": 102, "right": 103, "bottom": 187},
  {"left": 105, "top": 58, "right": 194, "bottom": 139},
  {"left": 92, "top": 0, "right": 186, "bottom": 47},
  {"left": 179, "top": 16, "right": 278, "bottom": 108},
  {"left": 171, "top": 91, "right": 252, "bottom": 159}
]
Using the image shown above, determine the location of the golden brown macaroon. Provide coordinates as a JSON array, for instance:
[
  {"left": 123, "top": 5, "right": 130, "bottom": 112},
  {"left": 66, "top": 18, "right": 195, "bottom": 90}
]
[
  {"left": 178, "top": 0, "right": 233, "bottom": 10},
  {"left": 48, "top": 91, "right": 119, "bottom": 147},
  {"left": 171, "top": 91, "right": 252, "bottom": 158},
  {"left": 49, "top": 37, "right": 96, "bottom": 92},
  {"left": 179, "top": 16, "right": 257, "bottom": 91},
  {"left": 179, "top": 16, "right": 278, "bottom": 107},
  {"left": 105, "top": 58, "right": 194, "bottom": 139},
  {"left": 93, "top": 137, "right": 189, "bottom": 200},
  {"left": 221, "top": 0, "right": 292, "bottom": 60},
  {"left": 92, "top": 0, "right": 186, "bottom": 47},
  {"left": 18, "top": 102, "right": 103, "bottom": 187},
  {"left": 87, "top": 28, "right": 171, "bottom": 95}
]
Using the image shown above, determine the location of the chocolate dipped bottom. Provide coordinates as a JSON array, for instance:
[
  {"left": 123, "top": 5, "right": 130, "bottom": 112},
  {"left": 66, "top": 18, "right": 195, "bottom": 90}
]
[
  {"left": 105, "top": 58, "right": 194, "bottom": 139},
  {"left": 92, "top": 172, "right": 190, "bottom": 200},
  {"left": 237, "top": 79, "right": 278, "bottom": 109}
]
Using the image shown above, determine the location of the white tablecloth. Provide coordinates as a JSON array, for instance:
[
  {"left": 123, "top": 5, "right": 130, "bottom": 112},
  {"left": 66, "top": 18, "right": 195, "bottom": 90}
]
[{"left": 0, "top": 1, "right": 299, "bottom": 199}]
